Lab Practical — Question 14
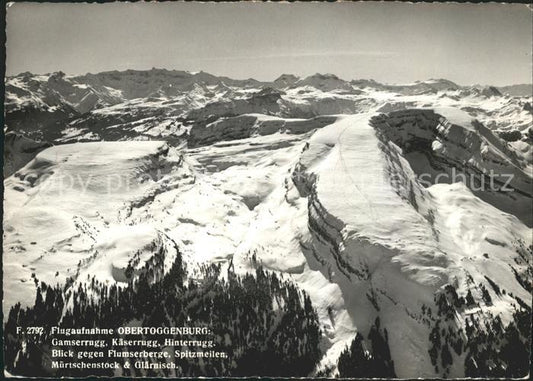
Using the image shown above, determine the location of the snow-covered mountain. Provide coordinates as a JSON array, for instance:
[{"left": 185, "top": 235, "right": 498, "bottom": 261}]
[{"left": 3, "top": 70, "right": 532, "bottom": 378}]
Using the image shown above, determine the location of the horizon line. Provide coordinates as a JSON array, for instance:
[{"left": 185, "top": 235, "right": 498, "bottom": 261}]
[{"left": 5, "top": 68, "right": 533, "bottom": 89}]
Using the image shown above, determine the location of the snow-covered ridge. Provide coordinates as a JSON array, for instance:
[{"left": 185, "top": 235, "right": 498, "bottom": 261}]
[{"left": 286, "top": 114, "right": 531, "bottom": 376}]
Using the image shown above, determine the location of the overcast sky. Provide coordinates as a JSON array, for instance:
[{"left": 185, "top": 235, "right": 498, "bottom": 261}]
[{"left": 6, "top": 2, "right": 532, "bottom": 85}]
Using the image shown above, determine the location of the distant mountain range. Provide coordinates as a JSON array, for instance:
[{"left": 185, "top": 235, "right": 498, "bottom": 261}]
[{"left": 4, "top": 69, "right": 531, "bottom": 150}]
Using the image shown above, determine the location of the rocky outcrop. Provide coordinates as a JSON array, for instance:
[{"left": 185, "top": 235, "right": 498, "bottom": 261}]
[
  {"left": 188, "top": 114, "right": 337, "bottom": 148},
  {"left": 370, "top": 109, "right": 533, "bottom": 226},
  {"left": 3, "top": 132, "right": 52, "bottom": 177}
]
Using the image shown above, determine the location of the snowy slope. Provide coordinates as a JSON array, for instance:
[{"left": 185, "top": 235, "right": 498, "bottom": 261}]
[{"left": 3, "top": 141, "right": 185, "bottom": 310}]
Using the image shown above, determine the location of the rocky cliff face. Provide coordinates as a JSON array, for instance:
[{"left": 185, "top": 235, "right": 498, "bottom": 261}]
[
  {"left": 370, "top": 109, "right": 532, "bottom": 226},
  {"left": 3, "top": 132, "right": 52, "bottom": 177}
]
